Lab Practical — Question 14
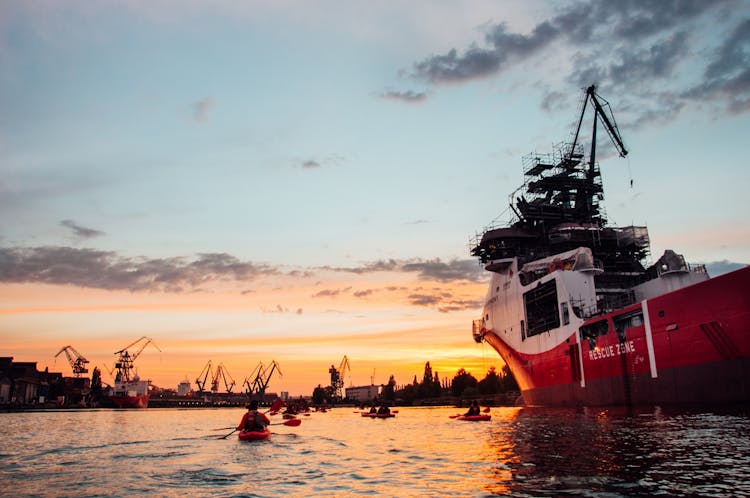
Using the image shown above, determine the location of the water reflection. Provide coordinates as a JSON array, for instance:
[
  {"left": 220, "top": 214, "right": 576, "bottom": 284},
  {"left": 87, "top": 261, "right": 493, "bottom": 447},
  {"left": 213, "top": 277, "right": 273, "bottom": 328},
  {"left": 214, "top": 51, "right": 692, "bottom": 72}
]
[
  {"left": 480, "top": 405, "right": 750, "bottom": 497},
  {"left": 2, "top": 406, "right": 749, "bottom": 496}
]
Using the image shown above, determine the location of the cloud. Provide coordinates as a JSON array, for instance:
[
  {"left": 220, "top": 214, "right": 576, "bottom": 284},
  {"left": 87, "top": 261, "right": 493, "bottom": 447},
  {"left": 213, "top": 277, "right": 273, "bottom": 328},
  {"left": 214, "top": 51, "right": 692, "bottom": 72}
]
[
  {"left": 403, "top": 0, "right": 747, "bottom": 124},
  {"left": 0, "top": 246, "right": 278, "bottom": 292},
  {"left": 60, "top": 219, "right": 105, "bottom": 239},
  {"left": 401, "top": 258, "right": 484, "bottom": 282},
  {"left": 378, "top": 89, "right": 428, "bottom": 103},
  {"left": 192, "top": 97, "right": 215, "bottom": 122},
  {"left": 702, "top": 260, "right": 748, "bottom": 277},
  {"left": 260, "top": 304, "right": 303, "bottom": 314},
  {"left": 311, "top": 286, "right": 352, "bottom": 298},
  {"left": 320, "top": 257, "right": 484, "bottom": 283},
  {"left": 407, "top": 291, "right": 481, "bottom": 313},
  {"left": 296, "top": 154, "right": 345, "bottom": 170}
]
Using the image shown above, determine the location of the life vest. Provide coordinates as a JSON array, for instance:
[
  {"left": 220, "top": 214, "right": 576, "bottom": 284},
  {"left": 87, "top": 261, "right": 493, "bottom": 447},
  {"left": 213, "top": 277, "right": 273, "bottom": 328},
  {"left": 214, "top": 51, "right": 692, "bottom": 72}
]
[{"left": 244, "top": 411, "right": 266, "bottom": 431}]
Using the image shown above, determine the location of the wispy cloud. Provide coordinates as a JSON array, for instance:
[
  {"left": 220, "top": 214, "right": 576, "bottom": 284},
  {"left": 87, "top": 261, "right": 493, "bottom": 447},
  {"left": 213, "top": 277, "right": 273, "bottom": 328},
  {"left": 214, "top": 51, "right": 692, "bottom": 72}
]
[
  {"left": 408, "top": 290, "right": 481, "bottom": 313},
  {"left": 60, "top": 219, "right": 105, "bottom": 239},
  {"left": 0, "top": 246, "right": 278, "bottom": 292},
  {"left": 377, "top": 89, "right": 428, "bottom": 103},
  {"left": 311, "top": 286, "right": 352, "bottom": 298},
  {"left": 320, "top": 258, "right": 484, "bottom": 282}
]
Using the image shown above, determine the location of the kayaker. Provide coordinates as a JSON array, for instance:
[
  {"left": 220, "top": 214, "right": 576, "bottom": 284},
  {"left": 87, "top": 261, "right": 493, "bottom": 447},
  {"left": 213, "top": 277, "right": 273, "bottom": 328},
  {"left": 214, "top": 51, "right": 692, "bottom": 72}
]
[
  {"left": 465, "top": 400, "right": 480, "bottom": 416},
  {"left": 238, "top": 400, "right": 270, "bottom": 432}
]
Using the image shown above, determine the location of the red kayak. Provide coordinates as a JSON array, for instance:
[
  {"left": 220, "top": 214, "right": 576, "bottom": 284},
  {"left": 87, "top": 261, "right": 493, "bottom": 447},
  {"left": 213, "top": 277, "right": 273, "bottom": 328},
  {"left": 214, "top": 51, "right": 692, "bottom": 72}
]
[
  {"left": 238, "top": 429, "right": 271, "bottom": 441},
  {"left": 456, "top": 414, "right": 491, "bottom": 421}
]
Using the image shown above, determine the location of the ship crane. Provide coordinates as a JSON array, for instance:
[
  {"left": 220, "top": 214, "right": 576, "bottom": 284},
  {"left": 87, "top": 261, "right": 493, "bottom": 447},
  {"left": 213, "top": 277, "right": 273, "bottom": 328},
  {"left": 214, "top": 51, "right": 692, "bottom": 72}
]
[
  {"left": 113, "top": 336, "right": 161, "bottom": 384},
  {"left": 211, "top": 362, "right": 236, "bottom": 393},
  {"left": 329, "top": 355, "right": 351, "bottom": 400},
  {"left": 195, "top": 360, "right": 213, "bottom": 393},
  {"left": 54, "top": 345, "right": 89, "bottom": 377},
  {"left": 568, "top": 84, "right": 628, "bottom": 222}
]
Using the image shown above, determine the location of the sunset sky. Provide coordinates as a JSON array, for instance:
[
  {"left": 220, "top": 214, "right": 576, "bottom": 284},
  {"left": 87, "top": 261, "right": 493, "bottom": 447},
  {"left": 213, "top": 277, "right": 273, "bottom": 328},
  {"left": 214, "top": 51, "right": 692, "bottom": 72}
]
[{"left": 2, "top": 0, "right": 749, "bottom": 396}]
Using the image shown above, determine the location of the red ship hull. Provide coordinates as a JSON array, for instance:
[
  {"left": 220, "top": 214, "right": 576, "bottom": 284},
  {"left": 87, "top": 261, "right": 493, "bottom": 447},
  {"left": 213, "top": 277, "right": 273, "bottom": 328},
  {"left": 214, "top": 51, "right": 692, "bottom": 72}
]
[
  {"left": 483, "top": 266, "right": 750, "bottom": 407},
  {"left": 108, "top": 394, "right": 149, "bottom": 409}
]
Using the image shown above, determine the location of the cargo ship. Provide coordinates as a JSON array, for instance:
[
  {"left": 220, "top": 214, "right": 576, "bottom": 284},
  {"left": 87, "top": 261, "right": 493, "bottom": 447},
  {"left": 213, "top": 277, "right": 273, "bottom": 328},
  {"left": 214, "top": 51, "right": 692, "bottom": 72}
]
[
  {"left": 106, "top": 336, "right": 160, "bottom": 408},
  {"left": 471, "top": 85, "right": 749, "bottom": 407}
]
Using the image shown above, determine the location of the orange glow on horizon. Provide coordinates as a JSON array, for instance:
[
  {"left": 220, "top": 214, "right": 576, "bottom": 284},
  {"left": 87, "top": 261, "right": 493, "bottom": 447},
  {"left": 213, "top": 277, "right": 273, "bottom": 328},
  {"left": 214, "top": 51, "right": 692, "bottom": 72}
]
[{"left": 1, "top": 273, "right": 502, "bottom": 396}]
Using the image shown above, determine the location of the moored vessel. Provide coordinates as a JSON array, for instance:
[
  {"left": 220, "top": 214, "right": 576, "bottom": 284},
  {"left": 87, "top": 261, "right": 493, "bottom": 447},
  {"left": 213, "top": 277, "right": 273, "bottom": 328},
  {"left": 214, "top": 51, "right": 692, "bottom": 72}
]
[
  {"left": 471, "top": 85, "right": 750, "bottom": 407},
  {"left": 107, "top": 336, "right": 161, "bottom": 408}
]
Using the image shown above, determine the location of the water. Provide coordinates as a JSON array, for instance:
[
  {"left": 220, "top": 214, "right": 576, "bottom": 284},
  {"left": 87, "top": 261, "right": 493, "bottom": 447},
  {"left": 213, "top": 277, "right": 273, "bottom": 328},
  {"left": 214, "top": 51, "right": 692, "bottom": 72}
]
[{"left": 2, "top": 405, "right": 749, "bottom": 497}]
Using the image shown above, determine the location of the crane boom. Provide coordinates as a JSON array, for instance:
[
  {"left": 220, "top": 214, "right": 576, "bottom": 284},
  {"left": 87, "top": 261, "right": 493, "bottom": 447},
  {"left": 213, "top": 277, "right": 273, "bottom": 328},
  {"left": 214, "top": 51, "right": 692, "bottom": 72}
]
[
  {"left": 211, "top": 362, "right": 236, "bottom": 393},
  {"left": 569, "top": 85, "right": 627, "bottom": 164},
  {"left": 329, "top": 355, "right": 351, "bottom": 400},
  {"left": 54, "top": 345, "right": 89, "bottom": 377},
  {"left": 196, "top": 360, "right": 213, "bottom": 393},
  {"left": 113, "top": 336, "right": 161, "bottom": 384},
  {"left": 246, "top": 360, "right": 281, "bottom": 398}
]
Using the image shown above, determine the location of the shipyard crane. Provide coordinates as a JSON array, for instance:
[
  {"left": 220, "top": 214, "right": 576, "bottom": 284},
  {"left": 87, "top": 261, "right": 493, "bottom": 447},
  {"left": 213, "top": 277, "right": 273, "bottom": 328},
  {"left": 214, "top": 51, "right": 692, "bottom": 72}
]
[
  {"left": 195, "top": 360, "right": 213, "bottom": 393},
  {"left": 244, "top": 360, "right": 282, "bottom": 399},
  {"left": 568, "top": 84, "right": 628, "bottom": 222},
  {"left": 54, "top": 345, "right": 89, "bottom": 377},
  {"left": 113, "top": 336, "right": 161, "bottom": 383},
  {"left": 211, "top": 362, "right": 236, "bottom": 393},
  {"left": 243, "top": 362, "right": 264, "bottom": 394},
  {"left": 329, "top": 355, "right": 351, "bottom": 400}
]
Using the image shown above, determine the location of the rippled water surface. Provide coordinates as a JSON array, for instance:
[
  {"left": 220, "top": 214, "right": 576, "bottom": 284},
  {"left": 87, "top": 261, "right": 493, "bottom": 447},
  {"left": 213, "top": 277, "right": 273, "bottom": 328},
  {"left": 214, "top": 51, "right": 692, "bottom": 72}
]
[{"left": 2, "top": 405, "right": 749, "bottom": 497}]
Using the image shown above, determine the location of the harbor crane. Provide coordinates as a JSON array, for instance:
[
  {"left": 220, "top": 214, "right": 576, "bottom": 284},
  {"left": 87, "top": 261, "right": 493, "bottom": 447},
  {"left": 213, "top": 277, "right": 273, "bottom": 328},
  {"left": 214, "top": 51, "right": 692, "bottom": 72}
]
[
  {"left": 244, "top": 360, "right": 282, "bottom": 399},
  {"left": 329, "top": 355, "right": 351, "bottom": 400},
  {"left": 54, "top": 345, "right": 89, "bottom": 377},
  {"left": 113, "top": 336, "right": 161, "bottom": 383},
  {"left": 211, "top": 362, "right": 236, "bottom": 393},
  {"left": 195, "top": 360, "right": 213, "bottom": 393}
]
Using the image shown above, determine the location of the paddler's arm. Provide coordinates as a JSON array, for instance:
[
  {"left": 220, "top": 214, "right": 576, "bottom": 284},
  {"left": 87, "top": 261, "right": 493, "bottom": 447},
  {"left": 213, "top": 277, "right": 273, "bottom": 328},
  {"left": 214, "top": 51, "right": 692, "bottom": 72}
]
[{"left": 237, "top": 412, "right": 249, "bottom": 430}]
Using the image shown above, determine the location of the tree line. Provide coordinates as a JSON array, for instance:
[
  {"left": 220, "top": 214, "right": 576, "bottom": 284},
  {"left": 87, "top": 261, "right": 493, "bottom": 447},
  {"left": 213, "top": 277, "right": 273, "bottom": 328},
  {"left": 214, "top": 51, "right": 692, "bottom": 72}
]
[{"left": 312, "top": 362, "right": 519, "bottom": 405}]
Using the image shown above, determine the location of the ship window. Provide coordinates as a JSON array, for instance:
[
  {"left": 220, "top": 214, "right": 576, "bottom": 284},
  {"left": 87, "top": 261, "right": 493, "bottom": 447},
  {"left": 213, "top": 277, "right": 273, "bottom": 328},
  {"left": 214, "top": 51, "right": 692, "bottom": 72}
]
[
  {"left": 561, "top": 302, "right": 570, "bottom": 325},
  {"left": 523, "top": 279, "right": 560, "bottom": 337},
  {"left": 521, "top": 320, "right": 526, "bottom": 341},
  {"left": 613, "top": 310, "right": 644, "bottom": 342},
  {"left": 579, "top": 319, "right": 609, "bottom": 350}
]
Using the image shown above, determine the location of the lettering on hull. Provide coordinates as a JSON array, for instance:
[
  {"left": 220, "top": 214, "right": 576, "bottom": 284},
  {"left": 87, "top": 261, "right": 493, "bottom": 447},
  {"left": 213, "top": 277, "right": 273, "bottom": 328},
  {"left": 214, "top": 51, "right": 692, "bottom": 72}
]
[{"left": 588, "top": 340, "right": 635, "bottom": 361}]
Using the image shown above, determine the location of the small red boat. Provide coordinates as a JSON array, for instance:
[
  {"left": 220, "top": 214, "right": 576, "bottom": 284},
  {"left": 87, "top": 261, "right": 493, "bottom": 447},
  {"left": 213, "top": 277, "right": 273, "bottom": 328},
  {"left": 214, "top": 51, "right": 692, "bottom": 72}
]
[
  {"left": 238, "top": 429, "right": 271, "bottom": 441},
  {"left": 456, "top": 414, "right": 491, "bottom": 421}
]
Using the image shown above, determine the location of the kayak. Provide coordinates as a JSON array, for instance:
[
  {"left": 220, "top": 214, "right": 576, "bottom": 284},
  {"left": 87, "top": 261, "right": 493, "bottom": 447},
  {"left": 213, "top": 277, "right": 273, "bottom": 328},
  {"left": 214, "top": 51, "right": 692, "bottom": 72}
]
[
  {"left": 361, "top": 412, "right": 395, "bottom": 418},
  {"left": 456, "top": 414, "right": 491, "bottom": 421},
  {"left": 238, "top": 428, "right": 271, "bottom": 441}
]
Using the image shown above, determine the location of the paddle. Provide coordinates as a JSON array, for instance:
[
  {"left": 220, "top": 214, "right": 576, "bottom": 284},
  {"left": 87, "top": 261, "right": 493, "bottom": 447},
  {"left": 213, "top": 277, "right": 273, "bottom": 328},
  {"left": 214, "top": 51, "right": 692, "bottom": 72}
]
[
  {"left": 218, "top": 428, "right": 238, "bottom": 439},
  {"left": 482, "top": 407, "right": 491, "bottom": 413},
  {"left": 270, "top": 419, "right": 301, "bottom": 427}
]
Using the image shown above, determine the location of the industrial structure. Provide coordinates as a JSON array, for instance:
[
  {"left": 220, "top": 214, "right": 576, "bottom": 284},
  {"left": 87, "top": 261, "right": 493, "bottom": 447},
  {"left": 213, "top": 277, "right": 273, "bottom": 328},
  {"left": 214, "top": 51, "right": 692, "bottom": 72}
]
[
  {"left": 108, "top": 336, "right": 161, "bottom": 408},
  {"left": 329, "top": 355, "right": 351, "bottom": 400},
  {"left": 211, "top": 362, "right": 236, "bottom": 393},
  {"left": 54, "top": 345, "right": 90, "bottom": 377},
  {"left": 244, "top": 360, "right": 281, "bottom": 400}
]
